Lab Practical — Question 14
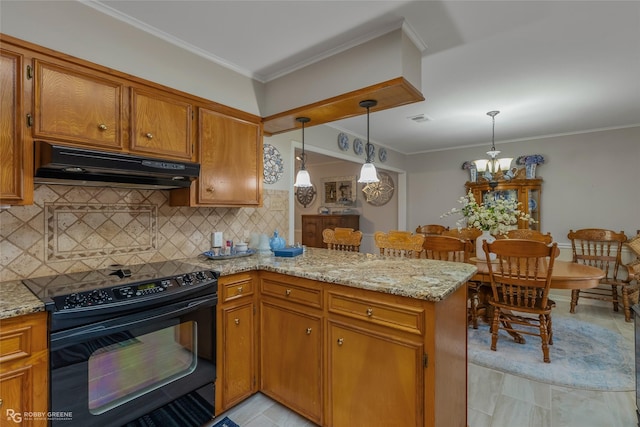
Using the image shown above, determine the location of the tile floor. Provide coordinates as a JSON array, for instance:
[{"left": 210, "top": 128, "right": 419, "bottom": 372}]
[{"left": 208, "top": 291, "right": 637, "bottom": 427}]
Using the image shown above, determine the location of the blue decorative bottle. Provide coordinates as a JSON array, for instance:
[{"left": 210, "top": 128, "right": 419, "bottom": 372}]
[{"left": 269, "top": 230, "right": 285, "bottom": 251}]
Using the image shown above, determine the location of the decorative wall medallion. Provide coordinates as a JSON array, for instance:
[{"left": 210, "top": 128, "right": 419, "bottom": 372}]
[
  {"left": 263, "top": 143, "right": 284, "bottom": 184},
  {"left": 378, "top": 147, "right": 387, "bottom": 163},
  {"left": 362, "top": 171, "right": 395, "bottom": 206},
  {"left": 353, "top": 138, "right": 364, "bottom": 155},
  {"left": 295, "top": 185, "right": 317, "bottom": 208},
  {"left": 337, "top": 133, "right": 349, "bottom": 151}
]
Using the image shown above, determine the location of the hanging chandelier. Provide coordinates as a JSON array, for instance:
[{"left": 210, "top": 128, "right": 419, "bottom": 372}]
[
  {"left": 293, "top": 117, "right": 312, "bottom": 188},
  {"left": 473, "top": 111, "right": 512, "bottom": 179},
  {"left": 357, "top": 100, "right": 380, "bottom": 183}
]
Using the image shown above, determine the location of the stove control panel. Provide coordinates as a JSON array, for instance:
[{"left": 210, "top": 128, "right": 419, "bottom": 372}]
[{"left": 54, "top": 269, "right": 218, "bottom": 311}]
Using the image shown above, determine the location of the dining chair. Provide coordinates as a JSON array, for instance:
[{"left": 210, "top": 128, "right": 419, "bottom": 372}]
[
  {"left": 497, "top": 229, "right": 553, "bottom": 244},
  {"left": 415, "top": 224, "right": 449, "bottom": 236},
  {"left": 442, "top": 228, "right": 483, "bottom": 257},
  {"left": 322, "top": 227, "right": 362, "bottom": 252},
  {"left": 483, "top": 239, "right": 558, "bottom": 363},
  {"left": 567, "top": 228, "right": 633, "bottom": 321},
  {"left": 374, "top": 230, "right": 425, "bottom": 258},
  {"left": 422, "top": 235, "right": 481, "bottom": 328}
]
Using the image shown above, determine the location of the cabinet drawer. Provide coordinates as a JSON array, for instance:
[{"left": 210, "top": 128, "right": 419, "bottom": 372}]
[
  {"left": 0, "top": 325, "right": 32, "bottom": 363},
  {"left": 328, "top": 292, "right": 424, "bottom": 335},
  {"left": 220, "top": 273, "right": 254, "bottom": 303},
  {"left": 261, "top": 278, "right": 322, "bottom": 309}
]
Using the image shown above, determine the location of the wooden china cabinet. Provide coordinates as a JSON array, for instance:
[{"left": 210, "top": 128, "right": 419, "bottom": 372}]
[{"left": 465, "top": 173, "right": 542, "bottom": 230}]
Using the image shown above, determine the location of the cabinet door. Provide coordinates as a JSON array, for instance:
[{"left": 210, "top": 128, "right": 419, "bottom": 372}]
[
  {"left": 130, "top": 88, "right": 193, "bottom": 160},
  {"left": 34, "top": 60, "right": 123, "bottom": 150},
  {"left": 260, "top": 301, "right": 322, "bottom": 424},
  {"left": 220, "top": 301, "right": 255, "bottom": 410},
  {"left": 197, "top": 108, "right": 262, "bottom": 206},
  {"left": 327, "top": 321, "right": 424, "bottom": 427},
  {"left": 0, "top": 48, "right": 32, "bottom": 205},
  {"left": 301, "top": 216, "right": 322, "bottom": 248}
]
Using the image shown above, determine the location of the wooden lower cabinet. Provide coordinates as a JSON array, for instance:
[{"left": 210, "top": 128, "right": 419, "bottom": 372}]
[
  {"left": 216, "top": 273, "right": 257, "bottom": 414},
  {"left": 301, "top": 215, "right": 360, "bottom": 248},
  {"left": 0, "top": 311, "right": 48, "bottom": 427},
  {"left": 327, "top": 321, "right": 424, "bottom": 426}
]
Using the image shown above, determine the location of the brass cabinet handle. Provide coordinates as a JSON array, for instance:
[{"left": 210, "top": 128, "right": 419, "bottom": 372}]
[
  {"left": 0, "top": 398, "right": 3, "bottom": 407},
  {"left": 337, "top": 338, "right": 344, "bottom": 346},
  {"left": 206, "top": 187, "right": 214, "bottom": 193},
  {"left": 234, "top": 318, "right": 240, "bottom": 325},
  {"left": 366, "top": 308, "right": 373, "bottom": 317},
  {"left": 306, "top": 327, "right": 312, "bottom": 335},
  {"left": 98, "top": 123, "right": 108, "bottom": 131},
  {"left": 145, "top": 132, "right": 153, "bottom": 139},
  {"left": 285, "top": 289, "right": 291, "bottom": 296},
  {"left": 237, "top": 286, "right": 243, "bottom": 294}
]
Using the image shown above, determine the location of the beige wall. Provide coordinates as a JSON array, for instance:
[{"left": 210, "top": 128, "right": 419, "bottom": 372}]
[{"left": 406, "top": 126, "right": 640, "bottom": 250}]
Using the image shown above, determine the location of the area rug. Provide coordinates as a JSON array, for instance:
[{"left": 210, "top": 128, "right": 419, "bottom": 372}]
[
  {"left": 468, "top": 316, "right": 634, "bottom": 391},
  {"left": 212, "top": 416, "right": 240, "bottom": 427}
]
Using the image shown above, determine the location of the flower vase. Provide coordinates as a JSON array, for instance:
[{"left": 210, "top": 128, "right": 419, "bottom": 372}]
[
  {"left": 476, "top": 230, "right": 496, "bottom": 261},
  {"left": 469, "top": 167, "right": 478, "bottom": 183},
  {"left": 269, "top": 230, "right": 285, "bottom": 251},
  {"left": 525, "top": 163, "right": 537, "bottom": 179}
]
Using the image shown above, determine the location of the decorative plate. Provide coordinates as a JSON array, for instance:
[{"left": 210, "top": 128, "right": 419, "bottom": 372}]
[
  {"left": 353, "top": 138, "right": 364, "bottom": 155},
  {"left": 263, "top": 143, "right": 284, "bottom": 184},
  {"left": 362, "top": 171, "right": 395, "bottom": 206},
  {"left": 337, "top": 133, "right": 349, "bottom": 151},
  {"left": 366, "top": 143, "right": 375, "bottom": 160},
  {"left": 378, "top": 147, "right": 387, "bottom": 163},
  {"left": 528, "top": 197, "right": 537, "bottom": 212},
  {"left": 295, "top": 185, "right": 317, "bottom": 208}
]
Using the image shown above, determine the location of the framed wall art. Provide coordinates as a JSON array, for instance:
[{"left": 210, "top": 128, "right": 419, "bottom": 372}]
[{"left": 321, "top": 175, "right": 356, "bottom": 207}]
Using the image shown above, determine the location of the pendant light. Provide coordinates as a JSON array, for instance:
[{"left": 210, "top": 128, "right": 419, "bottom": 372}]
[
  {"left": 357, "top": 100, "right": 380, "bottom": 183},
  {"left": 293, "top": 117, "right": 312, "bottom": 188},
  {"left": 473, "top": 111, "right": 512, "bottom": 176}
]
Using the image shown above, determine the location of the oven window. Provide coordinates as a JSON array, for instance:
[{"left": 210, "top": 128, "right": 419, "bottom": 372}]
[{"left": 88, "top": 320, "right": 197, "bottom": 414}]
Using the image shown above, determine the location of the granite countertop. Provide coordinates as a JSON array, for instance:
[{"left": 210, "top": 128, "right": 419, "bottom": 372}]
[{"left": 0, "top": 248, "right": 477, "bottom": 320}]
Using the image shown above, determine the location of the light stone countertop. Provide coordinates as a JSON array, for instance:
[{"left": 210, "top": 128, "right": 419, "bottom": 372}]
[{"left": 0, "top": 248, "right": 477, "bottom": 320}]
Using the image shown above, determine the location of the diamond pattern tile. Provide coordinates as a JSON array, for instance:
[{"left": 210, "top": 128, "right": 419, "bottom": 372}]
[{"left": 0, "top": 186, "right": 288, "bottom": 282}]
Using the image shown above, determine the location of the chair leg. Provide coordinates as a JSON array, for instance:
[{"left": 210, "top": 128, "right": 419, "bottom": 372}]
[
  {"left": 490, "top": 308, "right": 500, "bottom": 352},
  {"left": 570, "top": 289, "right": 579, "bottom": 313},
  {"left": 622, "top": 287, "right": 633, "bottom": 322},
  {"left": 471, "top": 292, "right": 479, "bottom": 329},
  {"left": 548, "top": 314, "right": 553, "bottom": 345},
  {"left": 539, "top": 314, "right": 550, "bottom": 363},
  {"left": 612, "top": 284, "right": 619, "bottom": 312}
]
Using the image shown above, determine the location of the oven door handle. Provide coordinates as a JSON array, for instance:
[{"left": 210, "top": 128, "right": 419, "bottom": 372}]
[{"left": 51, "top": 296, "right": 215, "bottom": 346}]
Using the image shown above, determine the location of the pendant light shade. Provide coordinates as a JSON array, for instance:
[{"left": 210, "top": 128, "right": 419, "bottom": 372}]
[
  {"left": 473, "top": 111, "right": 512, "bottom": 174},
  {"left": 357, "top": 100, "right": 380, "bottom": 184},
  {"left": 294, "top": 117, "right": 312, "bottom": 188}
]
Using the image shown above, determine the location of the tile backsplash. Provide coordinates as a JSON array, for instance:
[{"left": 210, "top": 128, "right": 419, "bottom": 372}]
[{"left": 0, "top": 185, "right": 288, "bottom": 281}]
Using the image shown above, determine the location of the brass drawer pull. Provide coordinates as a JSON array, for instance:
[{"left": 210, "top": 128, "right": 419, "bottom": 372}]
[
  {"left": 98, "top": 123, "right": 108, "bottom": 131},
  {"left": 285, "top": 289, "right": 291, "bottom": 296},
  {"left": 237, "top": 286, "right": 243, "bottom": 294},
  {"left": 337, "top": 338, "right": 344, "bottom": 346},
  {"left": 145, "top": 132, "right": 153, "bottom": 139},
  {"left": 366, "top": 308, "right": 373, "bottom": 317},
  {"left": 234, "top": 318, "right": 240, "bottom": 325},
  {"left": 306, "top": 327, "right": 312, "bottom": 335}
]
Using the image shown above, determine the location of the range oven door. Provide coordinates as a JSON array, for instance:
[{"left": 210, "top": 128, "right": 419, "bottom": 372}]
[{"left": 49, "top": 295, "right": 216, "bottom": 427}]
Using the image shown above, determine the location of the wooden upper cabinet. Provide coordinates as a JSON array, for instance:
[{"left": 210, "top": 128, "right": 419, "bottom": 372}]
[
  {"left": 193, "top": 108, "right": 262, "bottom": 206},
  {"left": 130, "top": 88, "right": 193, "bottom": 160},
  {"left": 33, "top": 60, "right": 123, "bottom": 150},
  {"left": 0, "top": 47, "right": 32, "bottom": 205}
]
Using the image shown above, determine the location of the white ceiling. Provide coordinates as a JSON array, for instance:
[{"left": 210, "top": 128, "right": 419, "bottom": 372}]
[{"left": 91, "top": 0, "right": 640, "bottom": 155}]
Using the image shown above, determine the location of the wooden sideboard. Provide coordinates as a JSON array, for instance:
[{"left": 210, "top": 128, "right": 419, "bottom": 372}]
[{"left": 301, "top": 215, "right": 360, "bottom": 248}]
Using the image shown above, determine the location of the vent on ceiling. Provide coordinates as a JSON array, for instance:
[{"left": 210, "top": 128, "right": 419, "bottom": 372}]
[{"left": 407, "top": 114, "right": 430, "bottom": 123}]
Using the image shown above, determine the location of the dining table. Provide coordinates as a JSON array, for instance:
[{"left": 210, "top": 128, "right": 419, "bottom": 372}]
[{"left": 468, "top": 256, "right": 606, "bottom": 343}]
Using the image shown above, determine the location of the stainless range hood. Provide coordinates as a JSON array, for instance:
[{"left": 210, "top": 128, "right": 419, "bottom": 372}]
[{"left": 34, "top": 141, "right": 200, "bottom": 190}]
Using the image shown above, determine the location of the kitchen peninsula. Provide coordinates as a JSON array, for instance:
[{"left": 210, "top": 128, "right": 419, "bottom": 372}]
[{"left": 0, "top": 248, "right": 476, "bottom": 427}]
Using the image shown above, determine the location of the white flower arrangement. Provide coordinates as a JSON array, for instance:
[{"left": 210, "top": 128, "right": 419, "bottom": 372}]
[{"left": 441, "top": 191, "right": 534, "bottom": 235}]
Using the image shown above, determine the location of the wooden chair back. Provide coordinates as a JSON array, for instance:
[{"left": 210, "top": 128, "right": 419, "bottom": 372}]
[
  {"left": 322, "top": 227, "right": 362, "bottom": 252},
  {"left": 422, "top": 235, "right": 470, "bottom": 263},
  {"left": 567, "top": 228, "right": 626, "bottom": 280},
  {"left": 374, "top": 230, "right": 425, "bottom": 258},
  {"left": 442, "top": 228, "right": 482, "bottom": 257},
  {"left": 415, "top": 224, "right": 449, "bottom": 236},
  {"left": 500, "top": 229, "right": 553, "bottom": 244}
]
